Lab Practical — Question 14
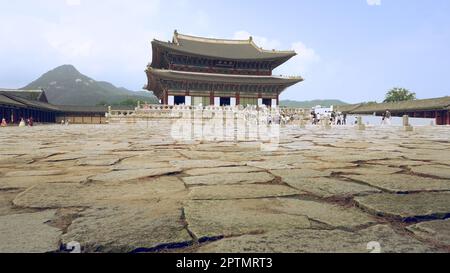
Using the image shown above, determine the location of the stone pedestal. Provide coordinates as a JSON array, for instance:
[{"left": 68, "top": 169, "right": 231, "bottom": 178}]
[
  {"left": 357, "top": 116, "right": 365, "bottom": 130},
  {"left": 299, "top": 119, "right": 306, "bottom": 128},
  {"left": 322, "top": 119, "right": 331, "bottom": 130},
  {"left": 403, "top": 115, "right": 414, "bottom": 132}
]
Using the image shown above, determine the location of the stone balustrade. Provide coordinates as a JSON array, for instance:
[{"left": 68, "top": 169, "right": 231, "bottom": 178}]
[{"left": 107, "top": 104, "right": 309, "bottom": 124}]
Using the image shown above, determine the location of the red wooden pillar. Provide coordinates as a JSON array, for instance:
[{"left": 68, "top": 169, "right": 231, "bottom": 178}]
[
  {"left": 164, "top": 89, "right": 169, "bottom": 105},
  {"left": 210, "top": 91, "right": 214, "bottom": 106}
]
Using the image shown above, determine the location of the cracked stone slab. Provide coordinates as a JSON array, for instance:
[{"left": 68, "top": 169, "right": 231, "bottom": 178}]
[
  {"left": 182, "top": 172, "right": 275, "bottom": 186},
  {"left": 333, "top": 165, "right": 402, "bottom": 175},
  {"left": 367, "top": 159, "right": 429, "bottom": 167},
  {"left": 0, "top": 156, "right": 34, "bottom": 166},
  {"left": 276, "top": 199, "right": 376, "bottom": 229},
  {"left": 76, "top": 156, "right": 121, "bottom": 166},
  {"left": 409, "top": 165, "right": 450, "bottom": 179},
  {"left": 188, "top": 184, "right": 301, "bottom": 200},
  {"left": 42, "top": 154, "right": 86, "bottom": 162},
  {"left": 270, "top": 169, "right": 333, "bottom": 180},
  {"left": 344, "top": 174, "right": 450, "bottom": 193},
  {"left": 178, "top": 151, "right": 226, "bottom": 160},
  {"left": 0, "top": 210, "right": 62, "bottom": 253},
  {"left": 112, "top": 161, "right": 173, "bottom": 171},
  {"left": 184, "top": 166, "right": 262, "bottom": 176},
  {"left": 355, "top": 192, "right": 450, "bottom": 221},
  {"left": 4, "top": 170, "right": 65, "bottom": 177},
  {"left": 184, "top": 199, "right": 311, "bottom": 239},
  {"left": 13, "top": 176, "right": 187, "bottom": 209},
  {"left": 0, "top": 190, "right": 27, "bottom": 216},
  {"left": 296, "top": 161, "right": 359, "bottom": 170},
  {"left": 196, "top": 225, "right": 435, "bottom": 253},
  {"left": 272, "top": 174, "right": 380, "bottom": 198},
  {"left": 407, "top": 219, "right": 450, "bottom": 247},
  {"left": 62, "top": 202, "right": 192, "bottom": 253},
  {"left": 247, "top": 161, "right": 294, "bottom": 170},
  {"left": 0, "top": 175, "right": 89, "bottom": 190},
  {"left": 404, "top": 152, "right": 450, "bottom": 163},
  {"left": 170, "top": 160, "right": 244, "bottom": 169},
  {"left": 89, "top": 168, "right": 182, "bottom": 182},
  {"left": 306, "top": 152, "right": 399, "bottom": 163}
]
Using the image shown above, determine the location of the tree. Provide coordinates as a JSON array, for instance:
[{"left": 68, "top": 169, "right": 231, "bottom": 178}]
[{"left": 384, "top": 87, "right": 416, "bottom": 103}]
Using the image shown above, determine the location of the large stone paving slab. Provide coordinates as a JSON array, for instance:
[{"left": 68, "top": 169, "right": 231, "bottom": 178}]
[
  {"left": 407, "top": 219, "right": 450, "bottom": 247},
  {"left": 0, "top": 175, "right": 89, "bottom": 190},
  {"left": 170, "top": 160, "right": 244, "bottom": 169},
  {"left": 88, "top": 168, "right": 182, "bottom": 182},
  {"left": 13, "top": 176, "right": 187, "bottom": 209},
  {"left": 62, "top": 201, "right": 192, "bottom": 253},
  {"left": 270, "top": 168, "right": 333, "bottom": 179},
  {"left": 276, "top": 199, "right": 376, "bottom": 229},
  {"left": 271, "top": 174, "right": 380, "bottom": 198},
  {"left": 188, "top": 185, "right": 301, "bottom": 200},
  {"left": 196, "top": 225, "right": 435, "bottom": 253},
  {"left": 344, "top": 174, "right": 450, "bottom": 193},
  {"left": 76, "top": 155, "right": 122, "bottom": 166},
  {"left": 3, "top": 170, "right": 65, "bottom": 177},
  {"left": 332, "top": 165, "right": 402, "bottom": 175},
  {"left": 182, "top": 172, "right": 275, "bottom": 186},
  {"left": 184, "top": 199, "right": 311, "bottom": 239},
  {"left": 0, "top": 210, "right": 62, "bottom": 253},
  {"left": 184, "top": 166, "right": 262, "bottom": 176},
  {"left": 355, "top": 192, "right": 450, "bottom": 221},
  {"left": 409, "top": 165, "right": 450, "bottom": 179}
]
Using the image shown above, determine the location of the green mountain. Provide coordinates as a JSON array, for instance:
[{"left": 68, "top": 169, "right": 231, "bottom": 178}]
[
  {"left": 280, "top": 99, "right": 348, "bottom": 108},
  {"left": 22, "top": 65, "right": 158, "bottom": 106}
]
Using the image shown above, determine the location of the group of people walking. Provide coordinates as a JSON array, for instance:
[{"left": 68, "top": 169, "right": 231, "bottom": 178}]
[
  {"left": 19, "top": 117, "right": 34, "bottom": 127},
  {"left": 1, "top": 117, "right": 34, "bottom": 127},
  {"left": 310, "top": 110, "right": 347, "bottom": 126}
]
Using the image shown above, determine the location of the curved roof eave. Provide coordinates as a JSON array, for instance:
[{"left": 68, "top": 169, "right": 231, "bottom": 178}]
[{"left": 147, "top": 68, "right": 303, "bottom": 85}]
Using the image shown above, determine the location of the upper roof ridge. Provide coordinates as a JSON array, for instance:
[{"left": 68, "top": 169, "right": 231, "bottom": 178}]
[{"left": 174, "top": 31, "right": 251, "bottom": 45}]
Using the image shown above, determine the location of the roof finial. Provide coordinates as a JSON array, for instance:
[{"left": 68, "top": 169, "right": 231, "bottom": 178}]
[
  {"left": 174, "top": 29, "right": 178, "bottom": 35},
  {"left": 249, "top": 36, "right": 253, "bottom": 42}
]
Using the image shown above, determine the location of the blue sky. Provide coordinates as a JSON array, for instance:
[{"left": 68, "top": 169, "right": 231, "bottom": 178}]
[{"left": 1, "top": 0, "right": 449, "bottom": 103}]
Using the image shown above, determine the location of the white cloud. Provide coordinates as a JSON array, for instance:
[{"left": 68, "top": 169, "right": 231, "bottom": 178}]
[
  {"left": 366, "top": 0, "right": 381, "bottom": 6},
  {"left": 275, "top": 41, "right": 320, "bottom": 77},
  {"left": 233, "top": 31, "right": 319, "bottom": 76},
  {"left": 66, "top": 0, "right": 81, "bottom": 6},
  {"left": 233, "top": 31, "right": 281, "bottom": 51}
]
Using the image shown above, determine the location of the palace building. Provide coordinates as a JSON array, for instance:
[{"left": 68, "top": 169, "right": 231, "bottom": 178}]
[{"left": 145, "top": 30, "right": 303, "bottom": 107}]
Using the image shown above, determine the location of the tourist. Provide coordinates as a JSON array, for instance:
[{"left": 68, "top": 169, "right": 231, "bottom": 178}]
[
  {"left": 331, "top": 111, "right": 336, "bottom": 125},
  {"left": 28, "top": 117, "right": 34, "bottom": 127},
  {"left": 1, "top": 118, "right": 7, "bottom": 127},
  {"left": 310, "top": 110, "right": 316, "bottom": 125},
  {"left": 19, "top": 118, "right": 26, "bottom": 127},
  {"left": 385, "top": 110, "right": 392, "bottom": 125},
  {"left": 61, "top": 120, "right": 65, "bottom": 125},
  {"left": 267, "top": 115, "right": 272, "bottom": 125},
  {"left": 381, "top": 112, "right": 386, "bottom": 125},
  {"left": 343, "top": 113, "right": 347, "bottom": 125}
]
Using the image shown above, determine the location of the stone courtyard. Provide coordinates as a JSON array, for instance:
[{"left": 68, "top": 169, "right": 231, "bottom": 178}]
[{"left": 0, "top": 121, "right": 449, "bottom": 253}]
